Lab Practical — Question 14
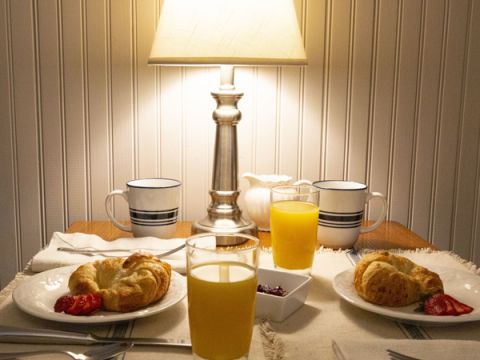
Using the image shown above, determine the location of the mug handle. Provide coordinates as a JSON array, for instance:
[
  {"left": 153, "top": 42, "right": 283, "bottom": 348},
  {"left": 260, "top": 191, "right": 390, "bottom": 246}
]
[
  {"left": 359, "top": 192, "right": 387, "bottom": 233},
  {"left": 105, "top": 190, "right": 132, "bottom": 232}
]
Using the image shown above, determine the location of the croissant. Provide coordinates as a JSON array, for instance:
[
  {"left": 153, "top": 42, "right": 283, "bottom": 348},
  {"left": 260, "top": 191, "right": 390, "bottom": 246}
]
[
  {"left": 68, "top": 253, "right": 171, "bottom": 312},
  {"left": 354, "top": 251, "right": 443, "bottom": 307}
]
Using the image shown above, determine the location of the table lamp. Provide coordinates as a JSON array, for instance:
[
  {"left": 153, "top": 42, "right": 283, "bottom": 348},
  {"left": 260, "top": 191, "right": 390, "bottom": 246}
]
[{"left": 148, "top": 0, "right": 307, "bottom": 241}]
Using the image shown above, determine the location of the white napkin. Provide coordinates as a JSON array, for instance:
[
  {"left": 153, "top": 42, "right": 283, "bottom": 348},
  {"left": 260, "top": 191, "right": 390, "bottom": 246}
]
[
  {"left": 332, "top": 338, "right": 480, "bottom": 360},
  {"left": 31, "top": 232, "right": 186, "bottom": 273}
]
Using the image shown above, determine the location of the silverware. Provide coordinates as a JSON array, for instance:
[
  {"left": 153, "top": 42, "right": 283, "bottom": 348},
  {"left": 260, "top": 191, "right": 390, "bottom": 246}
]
[
  {"left": 387, "top": 348, "right": 422, "bottom": 360},
  {"left": 0, "top": 326, "right": 191, "bottom": 348},
  {"left": 0, "top": 342, "right": 132, "bottom": 360},
  {"left": 57, "top": 243, "right": 185, "bottom": 258}
]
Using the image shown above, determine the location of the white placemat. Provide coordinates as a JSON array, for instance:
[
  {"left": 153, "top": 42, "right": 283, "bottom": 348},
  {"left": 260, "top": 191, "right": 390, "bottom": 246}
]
[{"left": 333, "top": 338, "right": 480, "bottom": 360}]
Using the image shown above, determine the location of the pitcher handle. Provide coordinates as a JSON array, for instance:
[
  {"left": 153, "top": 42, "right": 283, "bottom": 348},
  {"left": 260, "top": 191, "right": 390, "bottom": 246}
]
[
  {"left": 105, "top": 190, "right": 132, "bottom": 232},
  {"left": 359, "top": 192, "right": 387, "bottom": 233},
  {"left": 293, "top": 179, "right": 312, "bottom": 185}
]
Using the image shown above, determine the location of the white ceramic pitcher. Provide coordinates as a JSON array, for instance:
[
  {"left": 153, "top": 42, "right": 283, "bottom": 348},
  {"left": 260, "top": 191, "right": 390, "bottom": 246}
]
[{"left": 242, "top": 172, "right": 311, "bottom": 231}]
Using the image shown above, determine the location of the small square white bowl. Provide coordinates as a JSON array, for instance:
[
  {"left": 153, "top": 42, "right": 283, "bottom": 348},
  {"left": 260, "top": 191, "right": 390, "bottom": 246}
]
[{"left": 255, "top": 268, "right": 312, "bottom": 322}]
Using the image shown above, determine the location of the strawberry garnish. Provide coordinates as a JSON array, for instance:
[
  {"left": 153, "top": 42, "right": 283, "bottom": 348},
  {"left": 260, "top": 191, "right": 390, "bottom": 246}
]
[
  {"left": 53, "top": 295, "right": 75, "bottom": 313},
  {"left": 54, "top": 294, "right": 103, "bottom": 316},
  {"left": 67, "top": 295, "right": 86, "bottom": 315},
  {"left": 423, "top": 294, "right": 473, "bottom": 316},
  {"left": 443, "top": 294, "right": 474, "bottom": 314},
  {"left": 88, "top": 293, "right": 103, "bottom": 308}
]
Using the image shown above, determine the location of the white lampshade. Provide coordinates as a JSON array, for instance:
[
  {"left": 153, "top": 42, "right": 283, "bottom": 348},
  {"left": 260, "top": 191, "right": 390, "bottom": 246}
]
[{"left": 148, "top": 0, "right": 307, "bottom": 66}]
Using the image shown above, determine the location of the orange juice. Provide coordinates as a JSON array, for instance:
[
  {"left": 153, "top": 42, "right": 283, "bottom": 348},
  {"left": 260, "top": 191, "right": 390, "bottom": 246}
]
[
  {"left": 187, "top": 261, "right": 257, "bottom": 360},
  {"left": 270, "top": 200, "right": 318, "bottom": 269}
]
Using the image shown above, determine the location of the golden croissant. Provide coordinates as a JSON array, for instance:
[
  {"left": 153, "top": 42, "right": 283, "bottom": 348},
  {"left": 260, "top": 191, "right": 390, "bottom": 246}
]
[
  {"left": 69, "top": 253, "right": 171, "bottom": 312},
  {"left": 354, "top": 251, "right": 443, "bottom": 307}
]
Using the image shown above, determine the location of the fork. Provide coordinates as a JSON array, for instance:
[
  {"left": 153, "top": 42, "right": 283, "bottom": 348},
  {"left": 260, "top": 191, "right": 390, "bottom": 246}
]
[
  {"left": 57, "top": 243, "right": 185, "bottom": 258},
  {"left": 387, "top": 348, "right": 422, "bottom": 360},
  {"left": 0, "top": 342, "right": 133, "bottom": 360}
]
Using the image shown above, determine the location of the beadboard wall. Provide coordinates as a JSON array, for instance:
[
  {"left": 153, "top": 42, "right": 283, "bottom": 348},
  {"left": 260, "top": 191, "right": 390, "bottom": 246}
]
[{"left": 1, "top": 0, "right": 479, "bottom": 288}]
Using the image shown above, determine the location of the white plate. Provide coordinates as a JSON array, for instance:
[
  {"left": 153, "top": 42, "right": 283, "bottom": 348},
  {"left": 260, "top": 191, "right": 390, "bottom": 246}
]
[
  {"left": 333, "top": 265, "right": 480, "bottom": 325},
  {"left": 13, "top": 265, "right": 186, "bottom": 324}
]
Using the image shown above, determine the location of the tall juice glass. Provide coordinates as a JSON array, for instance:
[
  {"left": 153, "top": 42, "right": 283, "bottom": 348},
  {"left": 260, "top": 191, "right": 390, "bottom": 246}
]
[
  {"left": 186, "top": 233, "right": 259, "bottom": 360},
  {"left": 270, "top": 184, "right": 320, "bottom": 274}
]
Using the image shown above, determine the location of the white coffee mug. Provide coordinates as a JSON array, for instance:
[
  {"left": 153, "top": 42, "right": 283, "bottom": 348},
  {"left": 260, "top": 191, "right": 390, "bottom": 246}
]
[
  {"left": 312, "top": 180, "right": 387, "bottom": 248},
  {"left": 105, "top": 178, "right": 181, "bottom": 238}
]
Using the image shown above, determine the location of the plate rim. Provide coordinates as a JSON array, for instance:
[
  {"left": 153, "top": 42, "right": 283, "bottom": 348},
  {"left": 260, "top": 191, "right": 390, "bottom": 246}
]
[
  {"left": 13, "top": 264, "right": 186, "bottom": 324},
  {"left": 333, "top": 265, "right": 480, "bottom": 325}
]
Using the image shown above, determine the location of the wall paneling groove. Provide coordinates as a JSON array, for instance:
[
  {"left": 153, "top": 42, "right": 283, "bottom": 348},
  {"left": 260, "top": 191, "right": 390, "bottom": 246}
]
[{"left": 1, "top": 0, "right": 479, "bottom": 288}]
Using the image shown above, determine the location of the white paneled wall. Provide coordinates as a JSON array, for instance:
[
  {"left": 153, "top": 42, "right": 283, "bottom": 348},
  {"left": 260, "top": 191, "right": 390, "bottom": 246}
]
[{"left": 1, "top": 0, "right": 479, "bottom": 288}]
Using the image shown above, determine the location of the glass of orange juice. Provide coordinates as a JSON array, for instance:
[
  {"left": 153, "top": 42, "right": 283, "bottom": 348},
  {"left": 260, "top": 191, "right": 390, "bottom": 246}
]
[
  {"left": 270, "top": 184, "right": 320, "bottom": 274},
  {"left": 186, "top": 233, "right": 259, "bottom": 360}
]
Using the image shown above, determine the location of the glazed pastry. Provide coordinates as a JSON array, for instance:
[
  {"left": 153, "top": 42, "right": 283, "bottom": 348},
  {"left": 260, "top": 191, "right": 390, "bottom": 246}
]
[
  {"left": 354, "top": 251, "right": 443, "bottom": 307},
  {"left": 69, "top": 253, "right": 171, "bottom": 312}
]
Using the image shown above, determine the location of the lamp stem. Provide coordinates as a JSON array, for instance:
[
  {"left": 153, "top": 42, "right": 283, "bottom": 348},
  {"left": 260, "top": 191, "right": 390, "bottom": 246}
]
[
  {"left": 219, "top": 65, "right": 235, "bottom": 90},
  {"left": 191, "top": 65, "right": 257, "bottom": 242}
]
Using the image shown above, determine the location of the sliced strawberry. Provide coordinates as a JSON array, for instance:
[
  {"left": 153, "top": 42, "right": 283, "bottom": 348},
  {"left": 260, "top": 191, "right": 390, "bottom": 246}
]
[
  {"left": 66, "top": 295, "right": 85, "bottom": 315},
  {"left": 424, "top": 294, "right": 449, "bottom": 315},
  {"left": 443, "top": 294, "right": 474, "bottom": 315},
  {"left": 443, "top": 297, "right": 457, "bottom": 315},
  {"left": 459, "top": 303, "right": 473, "bottom": 314},
  {"left": 80, "top": 298, "right": 94, "bottom": 315},
  {"left": 55, "top": 293, "right": 103, "bottom": 316},
  {"left": 54, "top": 295, "right": 75, "bottom": 313},
  {"left": 90, "top": 293, "right": 103, "bottom": 309},
  {"left": 423, "top": 294, "right": 474, "bottom": 316}
]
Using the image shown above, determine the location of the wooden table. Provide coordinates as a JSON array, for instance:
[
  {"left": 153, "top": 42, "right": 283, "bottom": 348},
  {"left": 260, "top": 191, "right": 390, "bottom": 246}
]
[{"left": 66, "top": 220, "right": 434, "bottom": 250}]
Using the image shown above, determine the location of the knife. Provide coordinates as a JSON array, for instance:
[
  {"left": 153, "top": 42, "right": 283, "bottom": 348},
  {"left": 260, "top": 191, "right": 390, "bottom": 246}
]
[{"left": 0, "top": 326, "right": 191, "bottom": 348}]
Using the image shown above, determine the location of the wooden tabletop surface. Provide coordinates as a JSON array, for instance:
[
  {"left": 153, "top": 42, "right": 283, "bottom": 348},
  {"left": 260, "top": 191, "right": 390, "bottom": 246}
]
[{"left": 66, "top": 220, "right": 434, "bottom": 250}]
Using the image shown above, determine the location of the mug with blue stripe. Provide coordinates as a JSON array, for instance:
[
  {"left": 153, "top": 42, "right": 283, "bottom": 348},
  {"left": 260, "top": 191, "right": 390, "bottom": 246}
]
[
  {"left": 312, "top": 180, "right": 387, "bottom": 249},
  {"left": 105, "top": 178, "right": 181, "bottom": 238}
]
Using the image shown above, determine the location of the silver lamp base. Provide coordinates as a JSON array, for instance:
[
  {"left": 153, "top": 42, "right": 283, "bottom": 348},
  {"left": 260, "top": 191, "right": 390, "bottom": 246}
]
[
  {"left": 191, "top": 65, "right": 258, "bottom": 245},
  {"left": 191, "top": 218, "right": 257, "bottom": 235},
  {"left": 191, "top": 190, "right": 258, "bottom": 245}
]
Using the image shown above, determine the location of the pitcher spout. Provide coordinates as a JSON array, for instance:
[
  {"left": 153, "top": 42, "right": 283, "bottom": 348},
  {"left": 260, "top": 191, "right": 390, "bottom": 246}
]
[{"left": 242, "top": 172, "right": 259, "bottom": 186}]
